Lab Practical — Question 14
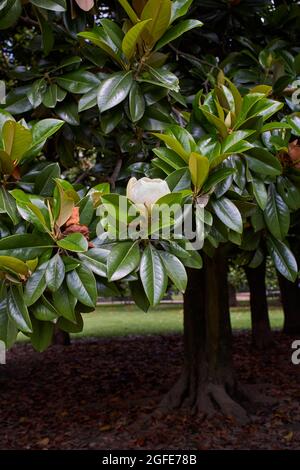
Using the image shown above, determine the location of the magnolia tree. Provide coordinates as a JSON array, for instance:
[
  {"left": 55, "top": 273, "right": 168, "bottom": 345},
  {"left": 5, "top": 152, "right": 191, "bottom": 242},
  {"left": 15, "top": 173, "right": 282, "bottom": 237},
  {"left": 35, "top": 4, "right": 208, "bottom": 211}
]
[
  {"left": 187, "top": 0, "right": 300, "bottom": 342},
  {"left": 0, "top": 0, "right": 300, "bottom": 421}
]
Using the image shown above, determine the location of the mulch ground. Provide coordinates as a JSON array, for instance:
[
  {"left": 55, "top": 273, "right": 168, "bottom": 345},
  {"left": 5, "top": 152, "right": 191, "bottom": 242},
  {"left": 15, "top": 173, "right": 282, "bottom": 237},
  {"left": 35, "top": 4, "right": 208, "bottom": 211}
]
[{"left": 1, "top": 332, "right": 300, "bottom": 450}]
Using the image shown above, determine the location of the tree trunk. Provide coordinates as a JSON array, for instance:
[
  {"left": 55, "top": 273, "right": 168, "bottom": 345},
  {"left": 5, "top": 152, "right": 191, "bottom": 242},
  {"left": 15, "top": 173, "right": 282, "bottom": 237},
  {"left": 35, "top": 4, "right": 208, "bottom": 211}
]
[
  {"left": 161, "top": 247, "right": 249, "bottom": 423},
  {"left": 278, "top": 274, "right": 300, "bottom": 335},
  {"left": 229, "top": 283, "right": 237, "bottom": 307},
  {"left": 244, "top": 260, "right": 273, "bottom": 349},
  {"left": 159, "top": 265, "right": 206, "bottom": 411},
  {"left": 52, "top": 327, "right": 71, "bottom": 346},
  {"left": 203, "top": 249, "right": 248, "bottom": 422}
]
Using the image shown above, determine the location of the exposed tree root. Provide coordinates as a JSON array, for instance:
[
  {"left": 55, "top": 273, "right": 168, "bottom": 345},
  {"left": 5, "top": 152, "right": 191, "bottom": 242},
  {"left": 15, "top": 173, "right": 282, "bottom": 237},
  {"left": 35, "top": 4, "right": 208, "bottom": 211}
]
[
  {"left": 159, "top": 366, "right": 275, "bottom": 425},
  {"left": 239, "top": 383, "right": 278, "bottom": 407},
  {"left": 160, "top": 369, "right": 190, "bottom": 410},
  {"left": 160, "top": 253, "right": 277, "bottom": 426},
  {"left": 204, "top": 383, "right": 248, "bottom": 424}
]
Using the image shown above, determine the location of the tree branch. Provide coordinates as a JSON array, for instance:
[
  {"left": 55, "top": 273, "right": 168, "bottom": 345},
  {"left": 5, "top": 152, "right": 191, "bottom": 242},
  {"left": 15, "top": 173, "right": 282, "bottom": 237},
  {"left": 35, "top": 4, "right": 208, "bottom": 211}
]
[{"left": 108, "top": 157, "right": 123, "bottom": 190}]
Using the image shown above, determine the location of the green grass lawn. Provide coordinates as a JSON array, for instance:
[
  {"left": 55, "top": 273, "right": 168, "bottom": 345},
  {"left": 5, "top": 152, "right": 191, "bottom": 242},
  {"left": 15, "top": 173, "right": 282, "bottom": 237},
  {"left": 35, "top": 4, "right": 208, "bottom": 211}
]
[
  {"left": 70, "top": 303, "right": 284, "bottom": 339},
  {"left": 17, "top": 303, "right": 284, "bottom": 343}
]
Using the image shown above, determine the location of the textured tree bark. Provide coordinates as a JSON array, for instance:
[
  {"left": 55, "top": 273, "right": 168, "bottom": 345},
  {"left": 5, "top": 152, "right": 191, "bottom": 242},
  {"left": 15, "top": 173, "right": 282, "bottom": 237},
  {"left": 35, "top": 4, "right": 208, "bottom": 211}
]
[
  {"left": 244, "top": 260, "right": 273, "bottom": 349},
  {"left": 278, "top": 274, "right": 300, "bottom": 335},
  {"left": 229, "top": 283, "right": 237, "bottom": 307},
  {"left": 52, "top": 327, "right": 71, "bottom": 346},
  {"left": 159, "top": 266, "right": 206, "bottom": 411},
  {"left": 160, "top": 247, "right": 249, "bottom": 423},
  {"left": 201, "top": 249, "right": 248, "bottom": 422}
]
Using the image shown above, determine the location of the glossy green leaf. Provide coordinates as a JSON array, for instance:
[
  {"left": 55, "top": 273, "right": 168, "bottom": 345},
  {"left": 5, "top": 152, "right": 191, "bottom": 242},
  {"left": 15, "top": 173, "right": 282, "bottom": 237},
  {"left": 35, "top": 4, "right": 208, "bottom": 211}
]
[
  {"left": 245, "top": 148, "right": 282, "bottom": 177},
  {"left": 78, "top": 196, "right": 94, "bottom": 226},
  {"left": 27, "top": 79, "right": 47, "bottom": 108},
  {"left": 211, "top": 197, "right": 243, "bottom": 233},
  {"left": 166, "top": 168, "right": 191, "bottom": 191},
  {"left": 152, "top": 132, "right": 189, "bottom": 162},
  {"left": 141, "top": 0, "right": 171, "bottom": 44},
  {"left": 8, "top": 285, "right": 32, "bottom": 333},
  {"left": 62, "top": 256, "right": 81, "bottom": 273},
  {"left": 166, "top": 239, "right": 202, "bottom": 267},
  {"left": 251, "top": 208, "right": 265, "bottom": 232},
  {"left": 0, "top": 0, "right": 21, "bottom": 30},
  {"left": 167, "top": 125, "right": 195, "bottom": 154},
  {"left": 234, "top": 93, "right": 266, "bottom": 128},
  {"left": 97, "top": 71, "right": 133, "bottom": 112},
  {"left": 14, "top": 199, "right": 49, "bottom": 233},
  {"left": 100, "top": 108, "right": 124, "bottom": 134},
  {"left": 0, "top": 148, "right": 14, "bottom": 175},
  {"left": 118, "top": 0, "right": 139, "bottom": 24},
  {"left": 57, "top": 311, "right": 83, "bottom": 333},
  {"left": 202, "top": 168, "right": 235, "bottom": 193},
  {"left": 0, "top": 255, "right": 29, "bottom": 276},
  {"left": 159, "top": 251, "right": 187, "bottom": 292},
  {"left": 53, "top": 180, "right": 76, "bottom": 227},
  {"left": 152, "top": 147, "right": 186, "bottom": 170},
  {"left": 139, "top": 66, "right": 179, "bottom": 92},
  {"left": 200, "top": 108, "right": 228, "bottom": 139},
  {"left": 107, "top": 241, "right": 140, "bottom": 281},
  {"left": 45, "top": 254, "right": 65, "bottom": 292},
  {"left": 3, "top": 86, "right": 32, "bottom": 115},
  {"left": 30, "top": 317, "right": 54, "bottom": 352},
  {"left": 32, "top": 296, "right": 59, "bottom": 321},
  {"left": 140, "top": 244, "right": 167, "bottom": 306},
  {"left": 0, "top": 234, "right": 53, "bottom": 260},
  {"left": 170, "top": 0, "right": 193, "bottom": 22},
  {"left": 0, "top": 283, "right": 18, "bottom": 348},
  {"left": 189, "top": 152, "right": 209, "bottom": 192},
  {"left": 24, "top": 262, "right": 48, "bottom": 306},
  {"left": 122, "top": 19, "right": 151, "bottom": 60},
  {"left": 100, "top": 19, "right": 123, "bottom": 50},
  {"left": 34, "top": 163, "right": 61, "bottom": 197},
  {"left": 261, "top": 122, "right": 291, "bottom": 133},
  {"left": 0, "top": 187, "right": 19, "bottom": 224},
  {"left": 78, "top": 248, "right": 108, "bottom": 277},
  {"left": 129, "top": 278, "right": 150, "bottom": 312},
  {"left": 52, "top": 283, "right": 77, "bottom": 322},
  {"left": 129, "top": 82, "right": 145, "bottom": 122},
  {"left": 221, "top": 130, "right": 254, "bottom": 155},
  {"left": 77, "top": 31, "right": 125, "bottom": 68},
  {"left": 267, "top": 236, "right": 298, "bottom": 282},
  {"left": 286, "top": 113, "right": 300, "bottom": 136},
  {"left": 101, "top": 193, "right": 136, "bottom": 233},
  {"left": 35, "top": 7, "right": 54, "bottom": 55},
  {"left": 156, "top": 19, "right": 202, "bottom": 50},
  {"left": 66, "top": 265, "right": 97, "bottom": 308},
  {"left": 30, "top": 119, "right": 64, "bottom": 148},
  {"left": 264, "top": 184, "right": 290, "bottom": 240},
  {"left": 277, "top": 176, "right": 300, "bottom": 211},
  {"left": 57, "top": 233, "right": 88, "bottom": 253},
  {"left": 56, "top": 70, "right": 100, "bottom": 94},
  {"left": 252, "top": 178, "right": 268, "bottom": 210},
  {"left": 30, "top": 0, "right": 67, "bottom": 11},
  {"left": 42, "top": 84, "right": 66, "bottom": 108},
  {"left": 2, "top": 120, "right": 32, "bottom": 162},
  {"left": 249, "top": 98, "right": 284, "bottom": 122},
  {"left": 78, "top": 87, "right": 99, "bottom": 112}
]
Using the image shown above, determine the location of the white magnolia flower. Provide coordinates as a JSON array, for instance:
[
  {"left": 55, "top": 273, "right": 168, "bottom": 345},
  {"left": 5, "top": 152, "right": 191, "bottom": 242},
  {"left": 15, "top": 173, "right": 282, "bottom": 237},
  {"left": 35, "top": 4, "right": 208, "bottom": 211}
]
[
  {"left": 74, "top": 0, "right": 94, "bottom": 11},
  {"left": 126, "top": 177, "right": 170, "bottom": 211},
  {"left": 196, "top": 194, "right": 209, "bottom": 208}
]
